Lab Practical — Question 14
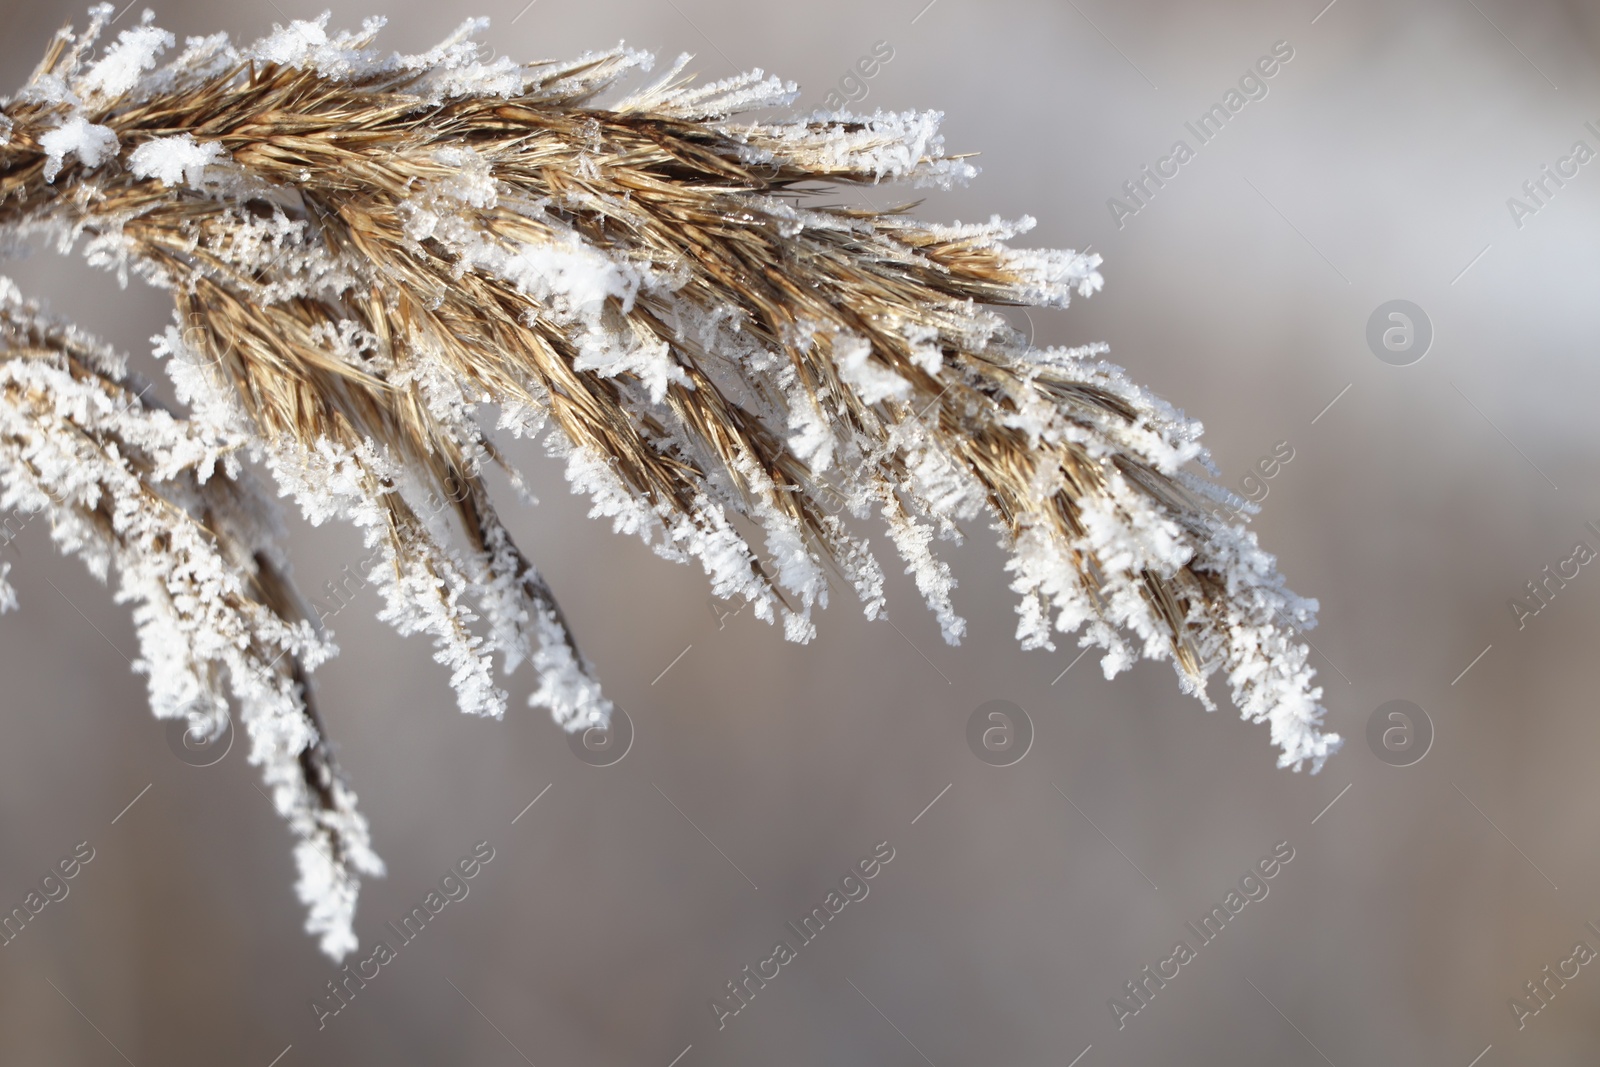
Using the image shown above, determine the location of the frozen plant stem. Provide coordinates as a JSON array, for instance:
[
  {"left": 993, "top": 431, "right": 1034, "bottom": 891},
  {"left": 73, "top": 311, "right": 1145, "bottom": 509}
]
[{"left": 0, "top": 6, "right": 1338, "bottom": 958}]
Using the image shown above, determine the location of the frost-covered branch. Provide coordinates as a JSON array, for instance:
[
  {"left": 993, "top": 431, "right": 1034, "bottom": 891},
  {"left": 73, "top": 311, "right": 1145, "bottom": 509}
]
[
  {"left": 0, "top": 6, "right": 1339, "bottom": 957},
  {"left": 0, "top": 277, "right": 382, "bottom": 956}
]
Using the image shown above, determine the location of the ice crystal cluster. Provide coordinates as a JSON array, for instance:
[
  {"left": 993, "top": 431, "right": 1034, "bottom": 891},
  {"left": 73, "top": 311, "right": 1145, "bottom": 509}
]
[{"left": 0, "top": 7, "right": 1338, "bottom": 958}]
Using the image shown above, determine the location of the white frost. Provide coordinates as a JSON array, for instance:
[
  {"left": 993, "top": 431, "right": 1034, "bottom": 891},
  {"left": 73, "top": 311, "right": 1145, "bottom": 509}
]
[
  {"left": 128, "top": 133, "right": 227, "bottom": 188},
  {"left": 39, "top": 115, "right": 119, "bottom": 182},
  {"left": 80, "top": 23, "right": 175, "bottom": 99},
  {"left": 833, "top": 334, "right": 911, "bottom": 405}
]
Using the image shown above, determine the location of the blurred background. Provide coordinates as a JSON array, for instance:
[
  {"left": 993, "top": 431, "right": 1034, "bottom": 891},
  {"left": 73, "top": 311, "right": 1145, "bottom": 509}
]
[{"left": 3, "top": 0, "right": 1600, "bottom": 1063}]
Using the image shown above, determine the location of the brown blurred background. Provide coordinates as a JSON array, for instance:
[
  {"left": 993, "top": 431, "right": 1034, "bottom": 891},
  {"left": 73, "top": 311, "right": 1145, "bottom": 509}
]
[{"left": 4, "top": 0, "right": 1600, "bottom": 1063}]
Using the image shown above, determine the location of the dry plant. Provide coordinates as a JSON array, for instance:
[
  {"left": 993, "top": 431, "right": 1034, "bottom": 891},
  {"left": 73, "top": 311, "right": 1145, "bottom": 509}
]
[{"left": 0, "top": 6, "right": 1339, "bottom": 958}]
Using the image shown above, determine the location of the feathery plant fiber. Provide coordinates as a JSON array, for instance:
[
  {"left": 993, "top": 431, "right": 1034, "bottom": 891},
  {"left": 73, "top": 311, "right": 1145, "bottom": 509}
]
[{"left": 0, "top": 7, "right": 1338, "bottom": 957}]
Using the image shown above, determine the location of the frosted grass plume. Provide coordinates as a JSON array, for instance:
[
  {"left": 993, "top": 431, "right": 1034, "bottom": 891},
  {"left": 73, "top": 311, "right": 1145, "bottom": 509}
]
[{"left": 0, "top": 6, "right": 1338, "bottom": 958}]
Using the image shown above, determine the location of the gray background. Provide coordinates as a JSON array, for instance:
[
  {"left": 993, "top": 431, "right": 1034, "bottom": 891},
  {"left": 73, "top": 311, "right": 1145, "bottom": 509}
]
[{"left": 2, "top": 0, "right": 1599, "bottom": 1063}]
